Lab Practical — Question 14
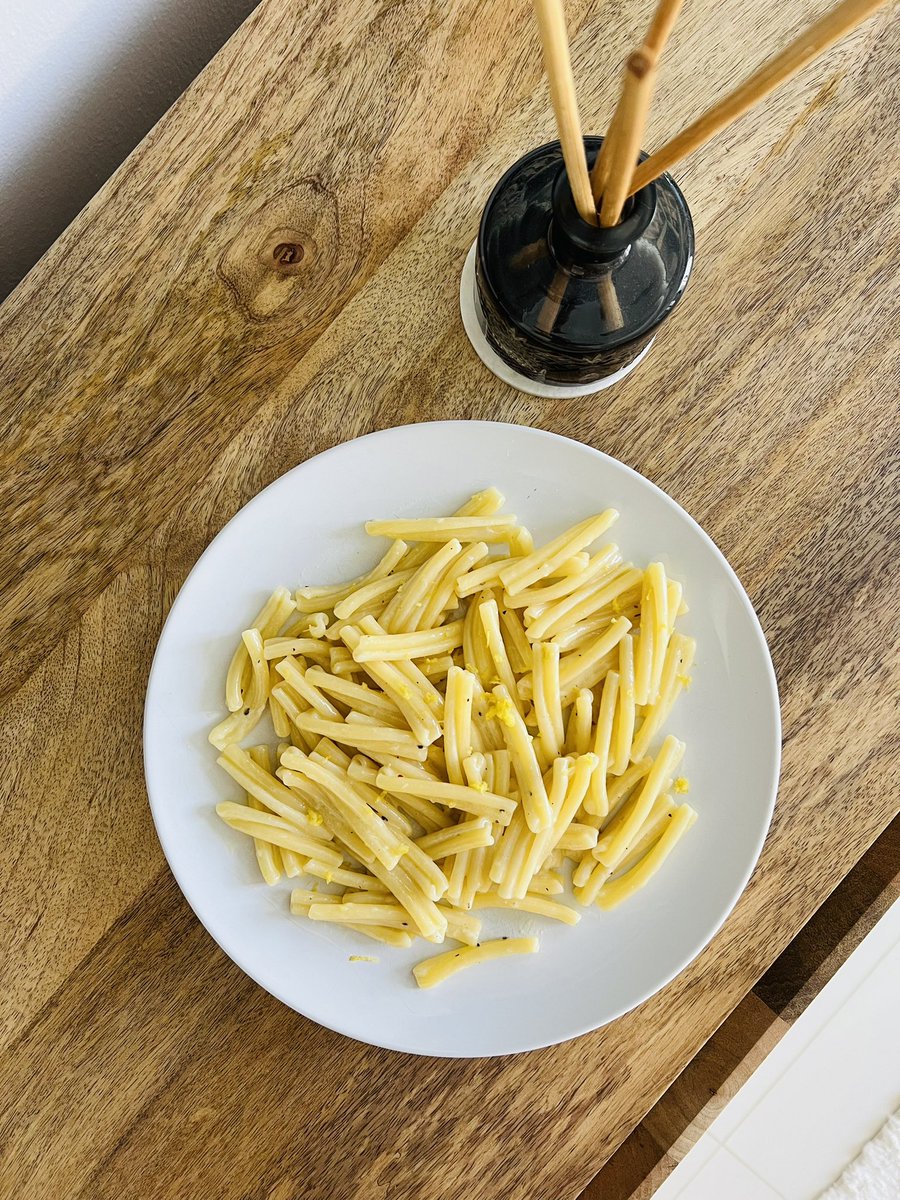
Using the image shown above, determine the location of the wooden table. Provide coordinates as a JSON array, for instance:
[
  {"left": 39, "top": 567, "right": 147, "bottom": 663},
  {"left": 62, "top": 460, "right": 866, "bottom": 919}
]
[{"left": 1, "top": 1, "right": 898, "bottom": 1196}]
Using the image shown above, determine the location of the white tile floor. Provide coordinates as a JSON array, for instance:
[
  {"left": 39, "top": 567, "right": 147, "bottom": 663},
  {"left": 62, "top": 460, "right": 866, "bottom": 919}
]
[{"left": 654, "top": 897, "right": 900, "bottom": 1200}]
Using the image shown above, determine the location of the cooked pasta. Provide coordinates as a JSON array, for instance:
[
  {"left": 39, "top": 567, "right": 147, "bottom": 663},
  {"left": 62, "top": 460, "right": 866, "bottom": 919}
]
[{"left": 210, "top": 490, "right": 697, "bottom": 987}]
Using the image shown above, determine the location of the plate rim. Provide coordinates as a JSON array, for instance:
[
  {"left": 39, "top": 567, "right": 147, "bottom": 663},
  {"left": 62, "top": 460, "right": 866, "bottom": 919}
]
[{"left": 143, "top": 419, "right": 781, "bottom": 1057}]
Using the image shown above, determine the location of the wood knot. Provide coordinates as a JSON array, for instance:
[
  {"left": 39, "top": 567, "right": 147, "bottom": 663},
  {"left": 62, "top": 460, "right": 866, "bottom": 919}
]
[
  {"left": 218, "top": 178, "right": 358, "bottom": 322},
  {"left": 272, "top": 241, "right": 305, "bottom": 271}
]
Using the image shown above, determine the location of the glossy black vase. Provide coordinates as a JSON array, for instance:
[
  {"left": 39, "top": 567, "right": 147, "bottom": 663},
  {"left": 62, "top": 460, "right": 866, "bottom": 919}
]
[{"left": 460, "top": 137, "right": 694, "bottom": 397}]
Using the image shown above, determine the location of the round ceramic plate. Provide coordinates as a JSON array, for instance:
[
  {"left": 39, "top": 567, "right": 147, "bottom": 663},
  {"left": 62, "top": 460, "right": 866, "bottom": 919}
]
[{"left": 144, "top": 421, "right": 780, "bottom": 1057}]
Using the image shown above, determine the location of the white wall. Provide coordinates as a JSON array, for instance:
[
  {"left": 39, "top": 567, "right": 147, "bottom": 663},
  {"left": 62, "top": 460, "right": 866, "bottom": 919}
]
[{"left": 0, "top": 0, "right": 259, "bottom": 299}]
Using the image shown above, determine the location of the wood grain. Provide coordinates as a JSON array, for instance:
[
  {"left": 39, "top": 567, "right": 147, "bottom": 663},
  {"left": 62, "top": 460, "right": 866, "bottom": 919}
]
[{"left": 1, "top": 0, "right": 899, "bottom": 1196}]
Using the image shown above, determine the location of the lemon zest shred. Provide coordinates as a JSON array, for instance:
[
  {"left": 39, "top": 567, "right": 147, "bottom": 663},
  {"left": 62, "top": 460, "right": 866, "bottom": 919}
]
[{"left": 485, "top": 694, "right": 517, "bottom": 727}]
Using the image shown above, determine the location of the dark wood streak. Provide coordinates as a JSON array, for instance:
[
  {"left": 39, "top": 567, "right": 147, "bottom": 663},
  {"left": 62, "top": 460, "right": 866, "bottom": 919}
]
[{"left": 0, "top": 0, "right": 587, "bottom": 705}]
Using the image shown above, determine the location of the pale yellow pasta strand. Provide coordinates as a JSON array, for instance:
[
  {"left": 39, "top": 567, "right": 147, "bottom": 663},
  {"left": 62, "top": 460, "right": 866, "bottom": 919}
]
[
  {"left": 348, "top": 927, "right": 412, "bottom": 948},
  {"left": 446, "top": 753, "right": 485, "bottom": 905},
  {"left": 503, "top": 544, "right": 620, "bottom": 608},
  {"left": 294, "top": 711, "right": 428, "bottom": 760},
  {"left": 412, "top": 937, "right": 538, "bottom": 989},
  {"left": 303, "top": 863, "right": 389, "bottom": 891},
  {"left": 225, "top": 586, "right": 294, "bottom": 711},
  {"left": 280, "top": 611, "right": 328, "bottom": 639},
  {"left": 455, "top": 554, "right": 518, "bottom": 598},
  {"left": 597, "top": 735, "right": 685, "bottom": 869},
  {"left": 490, "top": 684, "right": 552, "bottom": 832},
  {"left": 597, "top": 805, "right": 697, "bottom": 909},
  {"left": 630, "top": 634, "right": 696, "bottom": 762},
  {"left": 351, "top": 620, "right": 464, "bottom": 663},
  {"left": 471, "top": 894, "right": 580, "bottom": 925},
  {"left": 633, "top": 571, "right": 654, "bottom": 705},
  {"left": 215, "top": 802, "right": 341, "bottom": 865},
  {"left": 208, "top": 705, "right": 266, "bottom": 751},
  {"left": 526, "top": 754, "right": 596, "bottom": 890},
  {"left": 529, "top": 870, "right": 565, "bottom": 895},
  {"left": 532, "top": 642, "right": 564, "bottom": 760},
  {"left": 269, "top": 682, "right": 316, "bottom": 750},
  {"left": 329, "top": 568, "right": 415, "bottom": 621},
  {"left": 646, "top": 562, "right": 670, "bottom": 704},
  {"left": 275, "top": 655, "right": 342, "bottom": 718},
  {"left": 290, "top": 890, "right": 342, "bottom": 912},
  {"left": 324, "top": 605, "right": 390, "bottom": 643},
  {"left": 461, "top": 754, "right": 496, "bottom": 904},
  {"left": 305, "top": 667, "right": 404, "bottom": 724},
  {"left": 609, "top": 633, "right": 635, "bottom": 775},
  {"left": 308, "top": 901, "right": 412, "bottom": 927},
  {"left": 526, "top": 568, "right": 641, "bottom": 642},
  {"left": 441, "top": 908, "right": 483, "bottom": 946},
  {"left": 309, "top": 752, "right": 416, "bottom": 841},
  {"left": 584, "top": 670, "right": 619, "bottom": 817},
  {"left": 294, "top": 540, "right": 407, "bottom": 612},
  {"left": 556, "top": 823, "right": 598, "bottom": 852},
  {"left": 551, "top": 613, "right": 633, "bottom": 652},
  {"left": 263, "top": 637, "right": 332, "bottom": 664},
  {"left": 565, "top": 688, "right": 594, "bottom": 756},
  {"left": 558, "top": 617, "right": 631, "bottom": 705},
  {"left": 310, "top": 737, "right": 352, "bottom": 768},
  {"left": 245, "top": 745, "right": 282, "bottom": 884},
  {"left": 507, "top": 526, "right": 534, "bottom": 556},
  {"left": 500, "top": 511, "right": 618, "bottom": 595},
  {"left": 602, "top": 756, "right": 653, "bottom": 825},
  {"left": 605, "top": 792, "right": 677, "bottom": 873},
  {"left": 506, "top": 755, "right": 576, "bottom": 899},
  {"left": 471, "top": 678, "right": 505, "bottom": 752},
  {"left": 400, "top": 488, "right": 506, "bottom": 572},
  {"left": 276, "top": 768, "right": 375, "bottom": 865},
  {"left": 417, "top": 541, "right": 489, "bottom": 630},
  {"left": 443, "top": 666, "right": 475, "bottom": 786},
  {"left": 375, "top": 770, "right": 515, "bottom": 825},
  {"left": 217, "top": 745, "right": 332, "bottom": 835},
  {"left": 419, "top": 654, "right": 455, "bottom": 681},
  {"left": 380, "top": 539, "right": 462, "bottom": 632},
  {"left": 365, "top": 856, "right": 448, "bottom": 942},
  {"left": 240, "top": 628, "right": 269, "bottom": 710},
  {"left": 479, "top": 597, "right": 522, "bottom": 714},
  {"left": 366, "top": 515, "right": 518, "bottom": 543},
  {"left": 488, "top": 800, "right": 529, "bottom": 889},
  {"left": 268, "top": 667, "right": 292, "bottom": 739},
  {"left": 416, "top": 817, "right": 494, "bottom": 859},
  {"left": 354, "top": 617, "right": 445, "bottom": 712},
  {"left": 667, "top": 580, "right": 684, "bottom": 632},
  {"left": 462, "top": 587, "right": 498, "bottom": 686},
  {"left": 281, "top": 750, "right": 408, "bottom": 869},
  {"left": 572, "top": 851, "right": 598, "bottom": 890},
  {"left": 497, "top": 603, "right": 533, "bottom": 675},
  {"left": 339, "top": 625, "right": 442, "bottom": 745}
]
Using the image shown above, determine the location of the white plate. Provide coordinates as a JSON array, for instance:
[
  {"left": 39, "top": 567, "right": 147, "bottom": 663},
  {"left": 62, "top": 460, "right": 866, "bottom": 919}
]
[{"left": 144, "top": 421, "right": 780, "bottom": 1057}]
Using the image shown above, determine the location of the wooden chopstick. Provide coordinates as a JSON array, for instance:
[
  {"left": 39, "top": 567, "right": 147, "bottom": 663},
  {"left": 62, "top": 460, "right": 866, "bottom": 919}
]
[
  {"left": 629, "top": 0, "right": 889, "bottom": 195},
  {"left": 643, "top": 0, "right": 686, "bottom": 58},
  {"left": 590, "top": 103, "right": 621, "bottom": 203},
  {"left": 592, "top": 0, "right": 681, "bottom": 208},
  {"left": 533, "top": 0, "right": 597, "bottom": 225},
  {"left": 599, "top": 51, "right": 657, "bottom": 226}
]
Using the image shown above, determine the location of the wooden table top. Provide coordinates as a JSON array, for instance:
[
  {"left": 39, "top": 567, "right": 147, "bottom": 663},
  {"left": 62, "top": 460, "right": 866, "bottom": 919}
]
[{"left": 1, "top": 1, "right": 898, "bottom": 1196}]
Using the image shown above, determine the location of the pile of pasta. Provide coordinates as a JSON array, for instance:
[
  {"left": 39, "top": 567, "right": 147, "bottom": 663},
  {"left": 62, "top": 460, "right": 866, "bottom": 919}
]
[{"left": 211, "top": 488, "right": 697, "bottom": 989}]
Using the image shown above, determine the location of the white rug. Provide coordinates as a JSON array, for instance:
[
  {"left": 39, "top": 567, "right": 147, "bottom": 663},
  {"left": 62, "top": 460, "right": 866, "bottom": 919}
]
[{"left": 819, "top": 1111, "right": 900, "bottom": 1199}]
